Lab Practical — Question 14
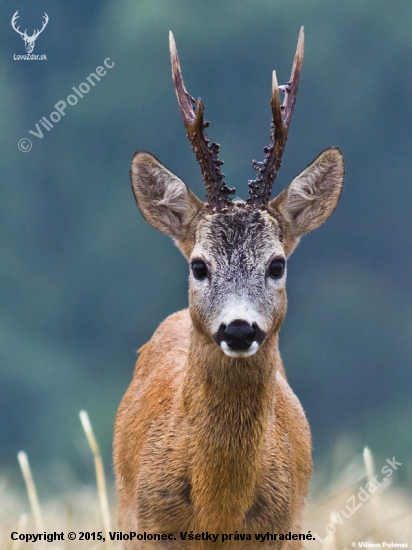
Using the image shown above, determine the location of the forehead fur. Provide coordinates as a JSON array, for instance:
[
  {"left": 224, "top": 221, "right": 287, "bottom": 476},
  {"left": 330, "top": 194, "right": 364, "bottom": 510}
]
[{"left": 193, "top": 205, "right": 284, "bottom": 261}]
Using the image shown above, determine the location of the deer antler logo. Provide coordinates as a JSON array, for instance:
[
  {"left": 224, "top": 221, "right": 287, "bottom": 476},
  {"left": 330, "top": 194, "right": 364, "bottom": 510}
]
[{"left": 11, "top": 11, "right": 49, "bottom": 54}]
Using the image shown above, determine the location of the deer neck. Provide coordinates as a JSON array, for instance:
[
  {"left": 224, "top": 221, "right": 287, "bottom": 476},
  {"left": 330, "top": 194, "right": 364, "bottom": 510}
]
[{"left": 182, "top": 328, "right": 280, "bottom": 530}]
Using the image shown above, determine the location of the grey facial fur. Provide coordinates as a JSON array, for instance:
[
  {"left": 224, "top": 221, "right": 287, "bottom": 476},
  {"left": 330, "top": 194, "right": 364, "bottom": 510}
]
[{"left": 189, "top": 205, "right": 287, "bottom": 356}]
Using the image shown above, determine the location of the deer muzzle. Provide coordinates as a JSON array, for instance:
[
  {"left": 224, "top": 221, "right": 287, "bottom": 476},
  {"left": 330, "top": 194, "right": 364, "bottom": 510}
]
[{"left": 214, "top": 320, "right": 266, "bottom": 357}]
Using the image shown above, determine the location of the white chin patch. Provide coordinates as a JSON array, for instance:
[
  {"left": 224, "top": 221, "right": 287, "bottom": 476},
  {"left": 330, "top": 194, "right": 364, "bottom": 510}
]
[{"left": 220, "top": 341, "right": 259, "bottom": 358}]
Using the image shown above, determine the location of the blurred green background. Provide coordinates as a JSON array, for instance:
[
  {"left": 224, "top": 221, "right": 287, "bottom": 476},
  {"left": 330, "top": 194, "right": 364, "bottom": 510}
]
[{"left": 1, "top": 0, "right": 411, "bottom": 493}]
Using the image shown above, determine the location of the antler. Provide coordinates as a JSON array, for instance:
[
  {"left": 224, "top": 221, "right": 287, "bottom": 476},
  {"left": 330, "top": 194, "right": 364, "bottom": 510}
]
[
  {"left": 32, "top": 13, "right": 49, "bottom": 40},
  {"left": 169, "top": 31, "right": 235, "bottom": 212},
  {"left": 11, "top": 11, "right": 27, "bottom": 38},
  {"left": 247, "top": 27, "right": 304, "bottom": 208}
]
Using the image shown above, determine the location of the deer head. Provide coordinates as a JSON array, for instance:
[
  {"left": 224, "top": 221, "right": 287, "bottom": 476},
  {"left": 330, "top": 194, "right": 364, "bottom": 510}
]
[
  {"left": 130, "top": 30, "right": 344, "bottom": 358},
  {"left": 11, "top": 11, "right": 49, "bottom": 54}
]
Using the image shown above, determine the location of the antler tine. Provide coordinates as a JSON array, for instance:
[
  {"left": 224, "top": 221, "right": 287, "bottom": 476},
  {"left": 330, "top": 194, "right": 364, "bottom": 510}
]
[
  {"left": 247, "top": 27, "right": 304, "bottom": 208},
  {"left": 169, "top": 31, "right": 235, "bottom": 212},
  {"left": 11, "top": 11, "right": 25, "bottom": 37},
  {"left": 32, "top": 13, "right": 49, "bottom": 39}
]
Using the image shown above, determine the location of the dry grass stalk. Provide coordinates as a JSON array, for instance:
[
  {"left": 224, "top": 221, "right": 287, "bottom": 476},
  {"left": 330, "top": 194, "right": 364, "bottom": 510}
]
[
  {"left": 10, "top": 513, "right": 28, "bottom": 550},
  {"left": 363, "top": 446, "right": 382, "bottom": 541},
  {"left": 79, "top": 410, "right": 112, "bottom": 550},
  {"left": 331, "top": 511, "right": 341, "bottom": 550},
  {"left": 17, "top": 452, "right": 44, "bottom": 532},
  {"left": 321, "top": 510, "right": 339, "bottom": 550}
]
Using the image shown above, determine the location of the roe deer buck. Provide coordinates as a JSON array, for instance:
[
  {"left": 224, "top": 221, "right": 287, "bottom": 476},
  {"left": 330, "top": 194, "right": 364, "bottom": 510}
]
[{"left": 114, "top": 28, "right": 344, "bottom": 549}]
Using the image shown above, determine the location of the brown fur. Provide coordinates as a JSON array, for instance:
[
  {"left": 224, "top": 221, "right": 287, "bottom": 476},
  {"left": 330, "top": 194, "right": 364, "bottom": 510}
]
[
  {"left": 114, "top": 310, "right": 311, "bottom": 550},
  {"left": 114, "top": 148, "right": 344, "bottom": 549}
]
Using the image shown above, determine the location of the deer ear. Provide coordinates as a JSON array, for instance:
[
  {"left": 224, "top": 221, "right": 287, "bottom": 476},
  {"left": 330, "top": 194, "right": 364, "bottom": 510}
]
[
  {"left": 269, "top": 147, "right": 344, "bottom": 248},
  {"left": 130, "top": 152, "right": 204, "bottom": 240}
]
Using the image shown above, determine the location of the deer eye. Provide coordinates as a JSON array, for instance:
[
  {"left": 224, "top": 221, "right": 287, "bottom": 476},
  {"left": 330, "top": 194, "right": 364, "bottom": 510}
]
[
  {"left": 191, "top": 260, "right": 208, "bottom": 280},
  {"left": 268, "top": 258, "right": 285, "bottom": 279}
]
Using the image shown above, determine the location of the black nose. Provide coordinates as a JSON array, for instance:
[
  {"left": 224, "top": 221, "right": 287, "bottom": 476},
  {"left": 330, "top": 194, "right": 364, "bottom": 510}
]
[{"left": 219, "top": 320, "right": 256, "bottom": 351}]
